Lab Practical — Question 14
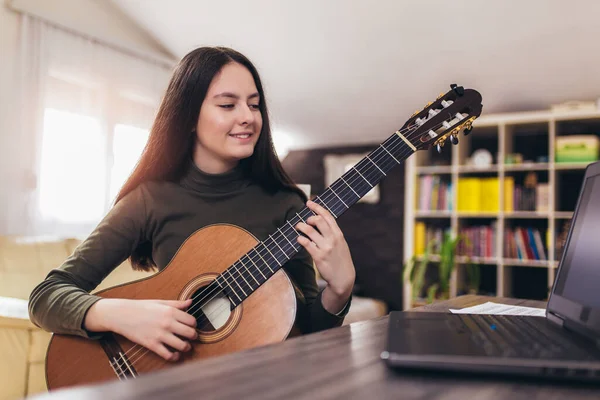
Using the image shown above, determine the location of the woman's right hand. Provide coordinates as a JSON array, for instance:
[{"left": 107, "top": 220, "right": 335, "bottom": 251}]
[{"left": 84, "top": 298, "right": 198, "bottom": 362}]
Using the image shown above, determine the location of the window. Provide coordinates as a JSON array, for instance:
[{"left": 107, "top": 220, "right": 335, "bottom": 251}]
[
  {"left": 37, "top": 76, "right": 153, "bottom": 232},
  {"left": 39, "top": 108, "right": 106, "bottom": 223}
]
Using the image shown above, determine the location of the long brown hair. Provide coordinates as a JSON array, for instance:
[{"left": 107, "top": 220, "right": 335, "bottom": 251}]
[{"left": 115, "top": 46, "right": 305, "bottom": 271}]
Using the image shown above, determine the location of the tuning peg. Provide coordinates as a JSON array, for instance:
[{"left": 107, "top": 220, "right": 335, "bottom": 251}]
[
  {"left": 450, "top": 134, "right": 459, "bottom": 145},
  {"left": 437, "top": 92, "right": 445, "bottom": 100},
  {"left": 425, "top": 101, "right": 433, "bottom": 108},
  {"left": 464, "top": 126, "right": 473, "bottom": 136},
  {"left": 450, "top": 83, "right": 465, "bottom": 96},
  {"left": 436, "top": 143, "right": 443, "bottom": 154}
]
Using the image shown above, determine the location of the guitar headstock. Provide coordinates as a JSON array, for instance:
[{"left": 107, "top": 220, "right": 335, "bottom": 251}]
[{"left": 401, "top": 84, "right": 483, "bottom": 154}]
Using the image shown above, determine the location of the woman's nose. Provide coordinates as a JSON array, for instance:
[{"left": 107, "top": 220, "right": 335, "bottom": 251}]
[{"left": 239, "top": 104, "right": 255, "bottom": 125}]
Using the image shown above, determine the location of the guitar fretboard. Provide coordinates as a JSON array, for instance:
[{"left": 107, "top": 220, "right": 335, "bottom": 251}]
[{"left": 214, "top": 130, "right": 416, "bottom": 307}]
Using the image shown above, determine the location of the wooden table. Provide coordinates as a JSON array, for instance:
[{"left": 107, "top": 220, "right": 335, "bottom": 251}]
[{"left": 30, "top": 295, "right": 600, "bottom": 400}]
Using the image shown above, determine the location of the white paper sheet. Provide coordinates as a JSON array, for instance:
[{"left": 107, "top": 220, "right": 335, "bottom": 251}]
[
  {"left": 0, "top": 296, "right": 30, "bottom": 320},
  {"left": 449, "top": 301, "right": 546, "bottom": 317}
]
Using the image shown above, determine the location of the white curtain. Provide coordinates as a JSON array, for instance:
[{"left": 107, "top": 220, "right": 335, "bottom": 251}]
[{"left": 7, "top": 15, "right": 172, "bottom": 237}]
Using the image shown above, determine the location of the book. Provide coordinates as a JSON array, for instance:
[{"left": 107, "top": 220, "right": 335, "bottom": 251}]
[{"left": 536, "top": 183, "right": 550, "bottom": 212}]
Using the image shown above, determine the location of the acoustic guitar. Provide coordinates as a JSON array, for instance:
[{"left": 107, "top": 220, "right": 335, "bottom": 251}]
[{"left": 45, "top": 84, "right": 483, "bottom": 390}]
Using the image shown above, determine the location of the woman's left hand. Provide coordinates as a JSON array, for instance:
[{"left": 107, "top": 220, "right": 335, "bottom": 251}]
[{"left": 296, "top": 200, "right": 356, "bottom": 313}]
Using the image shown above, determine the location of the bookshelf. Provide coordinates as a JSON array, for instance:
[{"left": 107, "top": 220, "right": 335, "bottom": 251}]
[{"left": 403, "top": 108, "right": 600, "bottom": 310}]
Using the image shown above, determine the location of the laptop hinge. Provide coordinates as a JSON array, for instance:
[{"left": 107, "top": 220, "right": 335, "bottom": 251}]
[{"left": 546, "top": 311, "right": 564, "bottom": 327}]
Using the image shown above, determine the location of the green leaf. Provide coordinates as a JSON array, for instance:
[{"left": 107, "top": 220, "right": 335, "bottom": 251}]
[{"left": 426, "top": 284, "right": 439, "bottom": 304}]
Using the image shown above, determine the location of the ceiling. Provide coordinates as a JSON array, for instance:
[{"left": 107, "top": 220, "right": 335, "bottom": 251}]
[{"left": 111, "top": 0, "right": 600, "bottom": 153}]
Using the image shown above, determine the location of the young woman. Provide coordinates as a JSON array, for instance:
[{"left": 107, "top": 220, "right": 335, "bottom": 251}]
[{"left": 29, "top": 46, "right": 356, "bottom": 362}]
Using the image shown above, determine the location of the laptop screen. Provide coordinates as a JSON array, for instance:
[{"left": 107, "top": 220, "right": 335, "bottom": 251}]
[{"left": 554, "top": 173, "right": 600, "bottom": 309}]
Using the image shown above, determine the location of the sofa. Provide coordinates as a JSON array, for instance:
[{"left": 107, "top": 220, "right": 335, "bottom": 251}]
[{"left": 0, "top": 235, "right": 387, "bottom": 400}]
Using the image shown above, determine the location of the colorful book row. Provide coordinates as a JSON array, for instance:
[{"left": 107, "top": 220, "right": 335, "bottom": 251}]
[{"left": 417, "top": 175, "right": 452, "bottom": 211}]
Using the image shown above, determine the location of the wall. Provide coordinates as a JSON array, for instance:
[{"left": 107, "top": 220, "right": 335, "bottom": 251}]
[{"left": 282, "top": 145, "right": 405, "bottom": 310}]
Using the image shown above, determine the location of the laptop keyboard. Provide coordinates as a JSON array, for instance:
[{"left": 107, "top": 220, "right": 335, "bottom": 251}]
[{"left": 451, "top": 314, "right": 599, "bottom": 360}]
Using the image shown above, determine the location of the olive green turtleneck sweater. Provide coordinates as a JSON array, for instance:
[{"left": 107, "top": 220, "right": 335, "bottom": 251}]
[{"left": 28, "top": 160, "right": 350, "bottom": 338}]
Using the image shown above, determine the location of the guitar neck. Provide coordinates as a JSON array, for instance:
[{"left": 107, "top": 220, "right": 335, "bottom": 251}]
[{"left": 215, "top": 130, "right": 415, "bottom": 306}]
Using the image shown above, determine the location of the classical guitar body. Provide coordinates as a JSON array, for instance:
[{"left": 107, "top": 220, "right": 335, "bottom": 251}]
[{"left": 45, "top": 224, "right": 298, "bottom": 390}]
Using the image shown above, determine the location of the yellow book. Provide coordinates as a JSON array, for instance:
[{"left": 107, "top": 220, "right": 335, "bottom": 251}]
[
  {"left": 481, "top": 178, "right": 499, "bottom": 212},
  {"left": 468, "top": 178, "right": 481, "bottom": 212},
  {"left": 414, "top": 222, "right": 426, "bottom": 255},
  {"left": 480, "top": 179, "right": 489, "bottom": 212},
  {"left": 456, "top": 178, "right": 467, "bottom": 211},
  {"left": 458, "top": 178, "right": 481, "bottom": 212},
  {"left": 504, "top": 177, "right": 514, "bottom": 212},
  {"left": 481, "top": 178, "right": 491, "bottom": 212}
]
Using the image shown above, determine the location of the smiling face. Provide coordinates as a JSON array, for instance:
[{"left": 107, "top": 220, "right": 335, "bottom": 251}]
[{"left": 193, "top": 62, "right": 263, "bottom": 174}]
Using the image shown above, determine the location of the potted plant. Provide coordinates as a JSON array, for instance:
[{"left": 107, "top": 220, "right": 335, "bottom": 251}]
[
  {"left": 403, "top": 240, "right": 433, "bottom": 307},
  {"left": 404, "top": 232, "right": 467, "bottom": 305},
  {"left": 465, "top": 261, "right": 481, "bottom": 295}
]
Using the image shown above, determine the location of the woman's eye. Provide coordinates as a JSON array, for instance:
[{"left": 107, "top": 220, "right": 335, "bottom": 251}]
[
  {"left": 219, "top": 104, "right": 234, "bottom": 109},
  {"left": 250, "top": 104, "right": 260, "bottom": 110}
]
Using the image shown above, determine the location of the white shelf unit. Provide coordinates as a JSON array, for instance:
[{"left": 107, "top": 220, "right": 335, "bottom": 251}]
[{"left": 403, "top": 108, "right": 600, "bottom": 310}]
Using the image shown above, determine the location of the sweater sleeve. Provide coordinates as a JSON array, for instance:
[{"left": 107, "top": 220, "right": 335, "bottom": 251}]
[
  {"left": 28, "top": 186, "right": 148, "bottom": 338},
  {"left": 281, "top": 192, "right": 352, "bottom": 333}
]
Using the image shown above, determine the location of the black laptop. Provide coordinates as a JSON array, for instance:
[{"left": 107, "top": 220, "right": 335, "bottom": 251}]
[{"left": 382, "top": 160, "right": 600, "bottom": 382}]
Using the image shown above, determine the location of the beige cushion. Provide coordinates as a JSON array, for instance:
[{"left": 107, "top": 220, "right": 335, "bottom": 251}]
[
  {"left": 0, "top": 237, "right": 43, "bottom": 273},
  {"left": 0, "top": 236, "right": 154, "bottom": 299},
  {"left": 0, "top": 324, "right": 29, "bottom": 400},
  {"left": 0, "top": 237, "right": 72, "bottom": 300},
  {"left": 27, "top": 362, "right": 47, "bottom": 398},
  {"left": 29, "top": 330, "right": 52, "bottom": 364}
]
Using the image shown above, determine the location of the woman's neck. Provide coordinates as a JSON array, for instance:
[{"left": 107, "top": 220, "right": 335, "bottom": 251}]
[{"left": 192, "top": 152, "right": 239, "bottom": 175}]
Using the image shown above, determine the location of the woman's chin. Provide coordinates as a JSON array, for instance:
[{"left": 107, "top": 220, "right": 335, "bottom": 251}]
[{"left": 229, "top": 147, "right": 255, "bottom": 161}]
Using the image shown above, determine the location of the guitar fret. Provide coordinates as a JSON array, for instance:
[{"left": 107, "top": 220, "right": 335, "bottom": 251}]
[
  {"left": 329, "top": 187, "right": 348, "bottom": 209},
  {"left": 245, "top": 254, "right": 269, "bottom": 278},
  {"left": 281, "top": 225, "right": 300, "bottom": 252},
  {"left": 315, "top": 196, "right": 337, "bottom": 218},
  {"left": 223, "top": 270, "right": 246, "bottom": 300},
  {"left": 262, "top": 242, "right": 281, "bottom": 267},
  {"left": 233, "top": 265, "right": 254, "bottom": 295},
  {"left": 380, "top": 144, "right": 400, "bottom": 164},
  {"left": 353, "top": 167, "right": 373, "bottom": 187},
  {"left": 340, "top": 176, "right": 360, "bottom": 199},
  {"left": 253, "top": 247, "right": 273, "bottom": 273},
  {"left": 234, "top": 263, "right": 253, "bottom": 290},
  {"left": 269, "top": 234, "right": 289, "bottom": 261},
  {"left": 238, "top": 259, "right": 261, "bottom": 285},
  {"left": 332, "top": 180, "right": 357, "bottom": 206},
  {"left": 366, "top": 154, "right": 386, "bottom": 176}
]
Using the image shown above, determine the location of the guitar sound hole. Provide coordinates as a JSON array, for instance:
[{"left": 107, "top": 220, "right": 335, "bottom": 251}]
[{"left": 190, "top": 285, "right": 232, "bottom": 333}]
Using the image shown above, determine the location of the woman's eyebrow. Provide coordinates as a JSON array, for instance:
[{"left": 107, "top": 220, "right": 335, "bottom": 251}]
[{"left": 213, "top": 92, "right": 260, "bottom": 100}]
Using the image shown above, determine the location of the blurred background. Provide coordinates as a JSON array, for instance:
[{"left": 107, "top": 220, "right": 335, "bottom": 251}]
[{"left": 2, "top": 1, "right": 600, "bottom": 398}]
